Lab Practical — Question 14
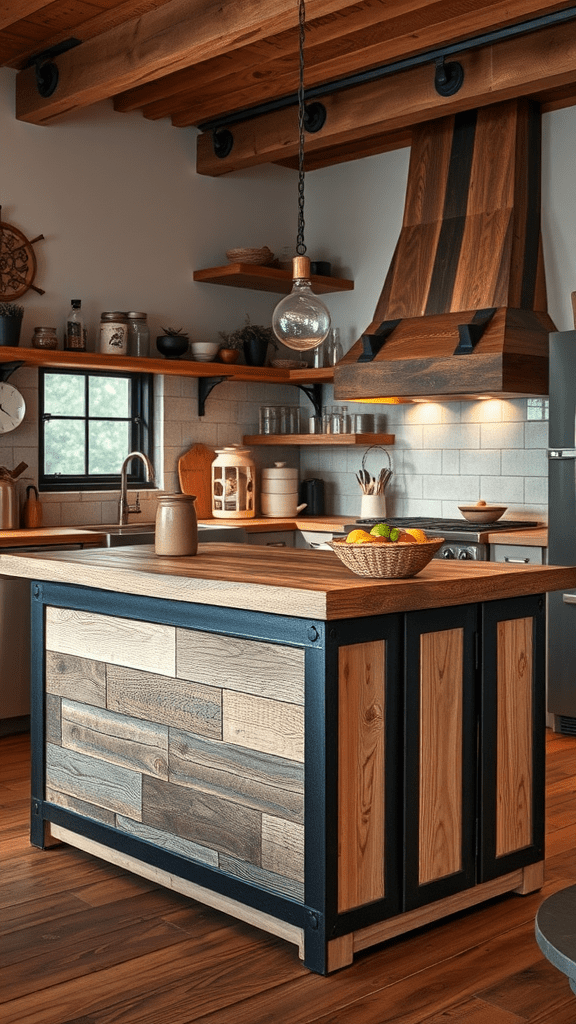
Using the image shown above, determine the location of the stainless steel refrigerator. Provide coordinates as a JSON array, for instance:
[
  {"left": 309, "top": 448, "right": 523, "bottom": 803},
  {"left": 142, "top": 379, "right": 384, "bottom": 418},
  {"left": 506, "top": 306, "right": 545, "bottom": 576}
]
[{"left": 547, "top": 330, "right": 576, "bottom": 734}]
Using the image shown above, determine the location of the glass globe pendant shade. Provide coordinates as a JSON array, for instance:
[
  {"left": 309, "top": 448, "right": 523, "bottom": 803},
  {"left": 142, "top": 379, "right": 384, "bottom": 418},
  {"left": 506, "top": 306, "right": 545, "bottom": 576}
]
[{"left": 272, "top": 257, "right": 331, "bottom": 351}]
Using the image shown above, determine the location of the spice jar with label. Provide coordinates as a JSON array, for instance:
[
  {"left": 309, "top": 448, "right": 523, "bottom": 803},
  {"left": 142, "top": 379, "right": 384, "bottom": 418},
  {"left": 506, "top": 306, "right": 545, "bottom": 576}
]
[
  {"left": 99, "top": 312, "right": 129, "bottom": 355},
  {"left": 31, "top": 326, "right": 58, "bottom": 349},
  {"left": 155, "top": 494, "right": 198, "bottom": 556}
]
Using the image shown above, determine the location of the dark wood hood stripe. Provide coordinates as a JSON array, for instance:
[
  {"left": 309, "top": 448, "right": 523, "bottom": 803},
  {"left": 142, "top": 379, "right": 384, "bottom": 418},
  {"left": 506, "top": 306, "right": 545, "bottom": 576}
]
[
  {"left": 425, "top": 110, "right": 478, "bottom": 316},
  {"left": 520, "top": 103, "right": 542, "bottom": 309}
]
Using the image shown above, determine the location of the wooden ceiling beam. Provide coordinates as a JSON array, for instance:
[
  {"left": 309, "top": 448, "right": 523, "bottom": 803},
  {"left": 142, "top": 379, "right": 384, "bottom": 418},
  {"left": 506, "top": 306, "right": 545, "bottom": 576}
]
[
  {"left": 196, "top": 18, "right": 576, "bottom": 175},
  {"left": 13, "top": 0, "right": 359, "bottom": 125},
  {"left": 0, "top": 2, "right": 55, "bottom": 32},
  {"left": 114, "top": 0, "right": 576, "bottom": 125}
]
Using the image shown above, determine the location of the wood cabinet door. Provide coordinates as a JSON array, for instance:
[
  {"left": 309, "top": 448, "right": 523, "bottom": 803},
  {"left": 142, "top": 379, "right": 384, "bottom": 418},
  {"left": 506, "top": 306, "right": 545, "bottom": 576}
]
[
  {"left": 403, "top": 604, "right": 478, "bottom": 911},
  {"left": 478, "top": 594, "right": 545, "bottom": 882}
]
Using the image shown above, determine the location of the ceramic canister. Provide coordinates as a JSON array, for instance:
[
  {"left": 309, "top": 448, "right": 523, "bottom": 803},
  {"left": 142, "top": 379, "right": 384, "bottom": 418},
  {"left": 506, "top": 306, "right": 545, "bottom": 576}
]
[
  {"left": 155, "top": 494, "right": 198, "bottom": 556},
  {"left": 260, "top": 462, "right": 303, "bottom": 517},
  {"left": 211, "top": 445, "right": 255, "bottom": 519}
]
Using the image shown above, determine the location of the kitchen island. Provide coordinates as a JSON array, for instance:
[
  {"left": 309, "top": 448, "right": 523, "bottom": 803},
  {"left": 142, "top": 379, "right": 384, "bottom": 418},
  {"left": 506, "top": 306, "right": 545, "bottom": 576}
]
[{"left": 2, "top": 543, "right": 575, "bottom": 975}]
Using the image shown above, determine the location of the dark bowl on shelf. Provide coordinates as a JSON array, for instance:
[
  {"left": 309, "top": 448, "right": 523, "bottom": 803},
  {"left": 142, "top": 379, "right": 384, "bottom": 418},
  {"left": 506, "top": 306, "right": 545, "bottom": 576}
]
[{"left": 156, "top": 334, "right": 189, "bottom": 359}]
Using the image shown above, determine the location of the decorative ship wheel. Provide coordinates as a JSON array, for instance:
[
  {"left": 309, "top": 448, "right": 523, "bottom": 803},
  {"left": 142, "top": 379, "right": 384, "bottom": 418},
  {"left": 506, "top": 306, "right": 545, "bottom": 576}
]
[{"left": 0, "top": 205, "right": 45, "bottom": 300}]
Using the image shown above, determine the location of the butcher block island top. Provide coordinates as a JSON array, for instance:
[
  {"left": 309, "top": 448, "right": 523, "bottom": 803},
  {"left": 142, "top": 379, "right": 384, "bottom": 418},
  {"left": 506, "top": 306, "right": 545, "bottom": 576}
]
[{"left": 0, "top": 542, "right": 573, "bottom": 619}]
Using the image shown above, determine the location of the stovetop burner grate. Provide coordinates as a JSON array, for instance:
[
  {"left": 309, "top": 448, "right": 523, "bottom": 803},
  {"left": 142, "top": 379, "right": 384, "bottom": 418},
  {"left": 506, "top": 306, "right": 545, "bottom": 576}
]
[{"left": 354, "top": 517, "right": 536, "bottom": 533}]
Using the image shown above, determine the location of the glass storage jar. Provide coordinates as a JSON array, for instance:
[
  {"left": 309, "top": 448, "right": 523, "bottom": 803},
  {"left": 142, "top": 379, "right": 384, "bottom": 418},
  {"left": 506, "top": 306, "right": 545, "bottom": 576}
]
[
  {"left": 126, "top": 311, "right": 150, "bottom": 357},
  {"left": 155, "top": 494, "right": 198, "bottom": 556},
  {"left": 31, "top": 326, "right": 58, "bottom": 349}
]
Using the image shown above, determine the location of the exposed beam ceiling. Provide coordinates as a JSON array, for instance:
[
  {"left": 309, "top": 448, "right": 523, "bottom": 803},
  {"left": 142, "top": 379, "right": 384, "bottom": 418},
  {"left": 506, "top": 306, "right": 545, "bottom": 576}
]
[{"left": 2, "top": 1, "right": 576, "bottom": 174}]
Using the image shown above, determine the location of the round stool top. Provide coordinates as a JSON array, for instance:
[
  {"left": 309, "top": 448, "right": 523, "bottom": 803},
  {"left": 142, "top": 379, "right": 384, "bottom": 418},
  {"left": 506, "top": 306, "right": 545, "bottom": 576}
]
[{"left": 535, "top": 884, "right": 576, "bottom": 985}]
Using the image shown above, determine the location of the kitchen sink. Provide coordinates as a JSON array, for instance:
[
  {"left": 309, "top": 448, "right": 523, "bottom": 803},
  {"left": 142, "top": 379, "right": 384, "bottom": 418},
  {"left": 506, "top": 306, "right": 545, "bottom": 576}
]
[{"left": 97, "top": 523, "right": 156, "bottom": 547}]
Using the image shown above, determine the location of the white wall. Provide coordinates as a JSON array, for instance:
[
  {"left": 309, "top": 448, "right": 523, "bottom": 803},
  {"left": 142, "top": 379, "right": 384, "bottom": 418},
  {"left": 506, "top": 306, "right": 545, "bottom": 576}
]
[{"left": 2, "top": 64, "right": 575, "bottom": 524}]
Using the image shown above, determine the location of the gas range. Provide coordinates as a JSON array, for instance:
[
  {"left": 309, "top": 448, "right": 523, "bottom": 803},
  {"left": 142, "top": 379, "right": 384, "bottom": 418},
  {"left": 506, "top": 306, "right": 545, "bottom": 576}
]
[{"left": 342, "top": 517, "right": 539, "bottom": 561}]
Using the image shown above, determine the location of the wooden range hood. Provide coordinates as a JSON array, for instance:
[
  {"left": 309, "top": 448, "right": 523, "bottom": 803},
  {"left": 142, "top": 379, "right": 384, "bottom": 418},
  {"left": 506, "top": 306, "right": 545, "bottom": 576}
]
[{"left": 334, "top": 98, "right": 555, "bottom": 402}]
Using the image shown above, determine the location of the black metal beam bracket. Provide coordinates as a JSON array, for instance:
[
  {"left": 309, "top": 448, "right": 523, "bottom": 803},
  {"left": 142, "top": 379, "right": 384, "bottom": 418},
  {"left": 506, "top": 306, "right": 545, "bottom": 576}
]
[
  {"left": 434, "top": 56, "right": 464, "bottom": 96},
  {"left": 213, "top": 128, "right": 234, "bottom": 159},
  {"left": 26, "top": 38, "right": 82, "bottom": 98},
  {"left": 0, "top": 361, "right": 24, "bottom": 383},
  {"left": 358, "top": 320, "right": 402, "bottom": 362},
  {"left": 454, "top": 308, "right": 497, "bottom": 354}
]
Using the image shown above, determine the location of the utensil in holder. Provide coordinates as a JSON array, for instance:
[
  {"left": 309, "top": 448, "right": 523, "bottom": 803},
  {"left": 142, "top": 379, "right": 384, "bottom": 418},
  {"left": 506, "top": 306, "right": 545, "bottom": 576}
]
[{"left": 356, "top": 445, "right": 393, "bottom": 518}]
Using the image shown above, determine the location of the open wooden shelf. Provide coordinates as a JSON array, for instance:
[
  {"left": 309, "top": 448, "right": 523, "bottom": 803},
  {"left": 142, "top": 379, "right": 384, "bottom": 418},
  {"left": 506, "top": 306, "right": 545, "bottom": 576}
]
[
  {"left": 0, "top": 346, "right": 334, "bottom": 384},
  {"left": 244, "top": 433, "right": 395, "bottom": 446},
  {"left": 193, "top": 263, "right": 354, "bottom": 295}
]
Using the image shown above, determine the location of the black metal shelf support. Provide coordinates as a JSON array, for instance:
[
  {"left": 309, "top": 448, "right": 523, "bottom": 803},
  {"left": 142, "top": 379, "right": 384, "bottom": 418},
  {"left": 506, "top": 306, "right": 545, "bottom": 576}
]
[{"left": 198, "top": 376, "right": 323, "bottom": 418}]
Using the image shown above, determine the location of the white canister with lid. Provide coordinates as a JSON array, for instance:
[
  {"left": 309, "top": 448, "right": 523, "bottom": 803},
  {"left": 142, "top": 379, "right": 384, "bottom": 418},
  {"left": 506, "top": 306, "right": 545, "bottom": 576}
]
[
  {"left": 99, "top": 312, "right": 129, "bottom": 355},
  {"left": 155, "top": 494, "right": 198, "bottom": 556},
  {"left": 260, "top": 462, "right": 306, "bottom": 517},
  {"left": 211, "top": 445, "right": 255, "bottom": 519}
]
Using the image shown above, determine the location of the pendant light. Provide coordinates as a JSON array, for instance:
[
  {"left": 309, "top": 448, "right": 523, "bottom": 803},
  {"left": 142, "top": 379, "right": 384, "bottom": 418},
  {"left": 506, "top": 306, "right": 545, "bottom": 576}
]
[{"left": 271, "top": 0, "right": 331, "bottom": 352}]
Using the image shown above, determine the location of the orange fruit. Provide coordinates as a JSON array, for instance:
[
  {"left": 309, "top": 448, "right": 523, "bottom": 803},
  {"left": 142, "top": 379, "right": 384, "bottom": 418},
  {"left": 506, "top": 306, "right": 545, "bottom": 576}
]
[
  {"left": 346, "top": 529, "right": 374, "bottom": 544},
  {"left": 397, "top": 531, "right": 418, "bottom": 544},
  {"left": 404, "top": 528, "right": 429, "bottom": 544}
]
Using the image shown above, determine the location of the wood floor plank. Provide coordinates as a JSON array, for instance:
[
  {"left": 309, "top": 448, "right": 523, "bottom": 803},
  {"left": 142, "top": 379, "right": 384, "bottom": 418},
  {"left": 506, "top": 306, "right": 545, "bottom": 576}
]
[{"left": 1, "top": 729, "right": 576, "bottom": 1024}]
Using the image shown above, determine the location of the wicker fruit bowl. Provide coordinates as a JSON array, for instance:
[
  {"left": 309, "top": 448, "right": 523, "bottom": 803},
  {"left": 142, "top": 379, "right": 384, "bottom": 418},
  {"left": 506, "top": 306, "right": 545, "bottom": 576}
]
[{"left": 329, "top": 537, "right": 445, "bottom": 579}]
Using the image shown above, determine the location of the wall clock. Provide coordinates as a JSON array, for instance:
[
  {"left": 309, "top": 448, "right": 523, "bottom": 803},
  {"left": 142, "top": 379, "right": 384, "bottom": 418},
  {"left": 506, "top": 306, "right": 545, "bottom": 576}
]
[
  {"left": 0, "top": 204, "right": 45, "bottom": 300},
  {"left": 0, "top": 381, "right": 26, "bottom": 433}
]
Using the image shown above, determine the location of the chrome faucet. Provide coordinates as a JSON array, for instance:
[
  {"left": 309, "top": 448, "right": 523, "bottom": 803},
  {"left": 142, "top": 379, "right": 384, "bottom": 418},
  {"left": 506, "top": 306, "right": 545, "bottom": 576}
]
[{"left": 119, "top": 452, "right": 155, "bottom": 525}]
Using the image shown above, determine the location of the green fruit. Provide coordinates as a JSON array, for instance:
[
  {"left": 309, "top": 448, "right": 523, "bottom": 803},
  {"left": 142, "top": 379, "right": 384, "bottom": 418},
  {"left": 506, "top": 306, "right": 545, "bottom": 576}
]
[
  {"left": 389, "top": 527, "right": 401, "bottom": 542},
  {"left": 370, "top": 522, "right": 390, "bottom": 538}
]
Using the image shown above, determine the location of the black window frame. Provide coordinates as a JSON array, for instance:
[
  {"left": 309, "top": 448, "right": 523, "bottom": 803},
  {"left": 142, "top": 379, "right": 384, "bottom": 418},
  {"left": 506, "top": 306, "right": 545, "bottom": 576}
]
[{"left": 38, "top": 368, "right": 154, "bottom": 492}]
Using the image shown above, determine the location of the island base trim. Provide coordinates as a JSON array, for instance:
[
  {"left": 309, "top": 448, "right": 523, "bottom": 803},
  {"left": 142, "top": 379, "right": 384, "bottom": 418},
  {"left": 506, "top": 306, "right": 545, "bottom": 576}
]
[
  {"left": 50, "top": 824, "right": 306, "bottom": 959},
  {"left": 352, "top": 863, "right": 543, "bottom": 956}
]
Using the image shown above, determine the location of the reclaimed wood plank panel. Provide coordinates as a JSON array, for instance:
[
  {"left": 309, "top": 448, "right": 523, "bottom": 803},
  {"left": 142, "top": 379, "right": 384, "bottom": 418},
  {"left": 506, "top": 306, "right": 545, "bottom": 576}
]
[
  {"left": 261, "top": 816, "right": 304, "bottom": 883},
  {"left": 45, "top": 607, "right": 176, "bottom": 677},
  {"left": 222, "top": 692, "right": 304, "bottom": 762},
  {"left": 45, "top": 787, "right": 116, "bottom": 827},
  {"left": 107, "top": 663, "right": 222, "bottom": 739},
  {"left": 60, "top": 700, "right": 169, "bottom": 780},
  {"left": 419, "top": 628, "right": 464, "bottom": 884},
  {"left": 496, "top": 616, "right": 533, "bottom": 857},
  {"left": 45, "top": 651, "right": 106, "bottom": 706},
  {"left": 115, "top": 814, "right": 218, "bottom": 868},
  {"left": 142, "top": 775, "right": 261, "bottom": 864},
  {"left": 219, "top": 854, "right": 304, "bottom": 902},
  {"left": 338, "top": 640, "right": 385, "bottom": 913},
  {"left": 169, "top": 730, "right": 304, "bottom": 822},
  {"left": 176, "top": 628, "right": 305, "bottom": 705},
  {"left": 45, "top": 693, "right": 61, "bottom": 745},
  {"left": 46, "top": 744, "right": 142, "bottom": 819}
]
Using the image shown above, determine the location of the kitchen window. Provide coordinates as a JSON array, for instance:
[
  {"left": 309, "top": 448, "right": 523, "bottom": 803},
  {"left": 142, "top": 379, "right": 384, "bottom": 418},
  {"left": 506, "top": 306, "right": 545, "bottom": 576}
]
[{"left": 38, "top": 369, "right": 153, "bottom": 491}]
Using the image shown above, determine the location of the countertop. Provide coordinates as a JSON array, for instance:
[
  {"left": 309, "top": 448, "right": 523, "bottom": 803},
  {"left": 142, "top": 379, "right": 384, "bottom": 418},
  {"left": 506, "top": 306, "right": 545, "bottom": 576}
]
[
  {"left": 0, "top": 541, "right": 571, "bottom": 621},
  {"left": 0, "top": 526, "right": 106, "bottom": 548}
]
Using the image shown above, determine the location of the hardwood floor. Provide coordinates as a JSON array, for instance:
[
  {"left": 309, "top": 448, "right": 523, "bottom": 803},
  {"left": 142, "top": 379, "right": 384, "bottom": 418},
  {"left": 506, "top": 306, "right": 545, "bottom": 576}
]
[{"left": 1, "top": 729, "right": 576, "bottom": 1024}]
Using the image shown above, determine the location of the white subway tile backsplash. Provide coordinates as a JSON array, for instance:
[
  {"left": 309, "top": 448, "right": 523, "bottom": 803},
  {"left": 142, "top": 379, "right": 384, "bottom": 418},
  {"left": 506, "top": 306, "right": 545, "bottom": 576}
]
[
  {"left": 480, "top": 421, "right": 524, "bottom": 449},
  {"left": 461, "top": 450, "right": 501, "bottom": 475},
  {"left": 423, "top": 423, "right": 480, "bottom": 449},
  {"left": 524, "top": 477, "right": 548, "bottom": 505},
  {"left": 501, "top": 448, "right": 548, "bottom": 476},
  {"left": 478, "top": 476, "right": 524, "bottom": 503},
  {"left": 525, "top": 420, "right": 550, "bottom": 448}
]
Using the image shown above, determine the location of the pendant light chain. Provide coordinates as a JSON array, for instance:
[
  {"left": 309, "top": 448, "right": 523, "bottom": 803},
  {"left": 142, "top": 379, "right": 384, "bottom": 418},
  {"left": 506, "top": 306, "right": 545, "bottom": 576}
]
[{"left": 296, "top": 0, "right": 307, "bottom": 257}]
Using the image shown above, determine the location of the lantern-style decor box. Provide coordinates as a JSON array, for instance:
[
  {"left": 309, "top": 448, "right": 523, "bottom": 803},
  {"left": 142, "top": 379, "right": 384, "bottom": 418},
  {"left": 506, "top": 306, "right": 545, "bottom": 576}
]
[{"left": 211, "top": 445, "right": 255, "bottom": 519}]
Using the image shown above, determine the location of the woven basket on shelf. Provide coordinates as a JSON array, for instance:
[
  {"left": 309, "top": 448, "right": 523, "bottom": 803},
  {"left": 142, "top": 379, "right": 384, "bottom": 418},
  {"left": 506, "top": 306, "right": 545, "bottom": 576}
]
[
  {"left": 225, "top": 246, "right": 274, "bottom": 265},
  {"left": 329, "top": 538, "right": 444, "bottom": 579}
]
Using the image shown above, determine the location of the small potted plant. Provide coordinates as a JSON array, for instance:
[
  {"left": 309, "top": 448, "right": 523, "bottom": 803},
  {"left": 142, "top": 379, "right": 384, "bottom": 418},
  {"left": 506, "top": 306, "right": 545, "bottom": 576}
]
[
  {"left": 156, "top": 326, "right": 189, "bottom": 359},
  {"left": 219, "top": 315, "right": 276, "bottom": 367},
  {"left": 0, "top": 303, "right": 24, "bottom": 347}
]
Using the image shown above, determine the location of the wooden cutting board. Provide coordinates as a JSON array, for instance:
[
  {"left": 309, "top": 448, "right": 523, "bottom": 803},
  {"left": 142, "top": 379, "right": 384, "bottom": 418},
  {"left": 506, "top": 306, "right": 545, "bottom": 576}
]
[{"left": 178, "top": 443, "right": 215, "bottom": 517}]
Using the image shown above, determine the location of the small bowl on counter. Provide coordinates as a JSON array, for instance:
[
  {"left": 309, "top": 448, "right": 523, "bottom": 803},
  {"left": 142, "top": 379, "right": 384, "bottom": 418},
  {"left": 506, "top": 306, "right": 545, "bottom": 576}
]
[
  {"left": 458, "top": 501, "right": 507, "bottom": 524},
  {"left": 189, "top": 341, "right": 221, "bottom": 362}
]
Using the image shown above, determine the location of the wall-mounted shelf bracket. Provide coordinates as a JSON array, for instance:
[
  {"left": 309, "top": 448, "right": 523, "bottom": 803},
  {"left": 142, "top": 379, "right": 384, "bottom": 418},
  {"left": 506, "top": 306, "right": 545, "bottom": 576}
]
[
  {"left": 294, "top": 383, "right": 323, "bottom": 418},
  {"left": 0, "top": 361, "right": 24, "bottom": 382},
  {"left": 359, "top": 320, "right": 402, "bottom": 361},
  {"left": 454, "top": 308, "right": 497, "bottom": 354},
  {"left": 198, "top": 376, "right": 226, "bottom": 416}
]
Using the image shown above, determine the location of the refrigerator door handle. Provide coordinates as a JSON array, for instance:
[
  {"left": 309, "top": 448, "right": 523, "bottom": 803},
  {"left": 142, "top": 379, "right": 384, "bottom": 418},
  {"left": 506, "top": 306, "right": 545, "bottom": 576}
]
[
  {"left": 547, "top": 448, "right": 576, "bottom": 459},
  {"left": 563, "top": 594, "right": 576, "bottom": 604}
]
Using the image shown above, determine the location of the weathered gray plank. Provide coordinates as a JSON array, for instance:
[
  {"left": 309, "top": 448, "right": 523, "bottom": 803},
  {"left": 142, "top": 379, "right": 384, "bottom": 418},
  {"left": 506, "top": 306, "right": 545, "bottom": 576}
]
[
  {"left": 45, "top": 651, "right": 106, "bottom": 706},
  {"left": 176, "top": 628, "right": 305, "bottom": 704},
  {"left": 45, "top": 786, "right": 116, "bottom": 826},
  {"left": 262, "top": 814, "right": 304, "bottom": 882},
  {"left": 107, "top": 663, "right": 222, "bottom": 738},
  {"left": 46, "top": 606, "right": 176, "bottom": 676},
  {"left": 116, "top": 814, "right": 219, "bottom": 867},
  {"left": 220, "top": 854, "right": 305, "bottom": 901},
  {"left": 142, "top": 775, "right": 261, "bottom": 864},
  {"left": 46, "top": 743, "right": 142, "bottom": 818},
  {"left": 61, "top": 699, "right": 169, "bottom": 780},
  {"left": 169, "top": 729, "right": 304, "bottom": 822},
  {"left": 222, "top": 691, "right": 304, "bottom": 762},
  {"left": 45, "top": 693, "right": 62, "bottom": 745}
]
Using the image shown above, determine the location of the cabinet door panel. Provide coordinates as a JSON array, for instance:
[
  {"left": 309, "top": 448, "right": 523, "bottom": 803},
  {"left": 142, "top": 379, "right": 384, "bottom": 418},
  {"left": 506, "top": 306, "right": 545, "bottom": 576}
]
[
  {"left": 479, "top": 595, "right": 545, "bottom": 881},
  {"left": 404, "top": 605, "right": 478, "bottom": 910}
]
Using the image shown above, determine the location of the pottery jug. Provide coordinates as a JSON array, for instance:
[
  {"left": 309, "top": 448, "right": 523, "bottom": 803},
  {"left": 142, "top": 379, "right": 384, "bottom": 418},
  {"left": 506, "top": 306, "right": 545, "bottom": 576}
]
[{"left": 155, "top": 494, "right": 198, "bottom": 556}]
